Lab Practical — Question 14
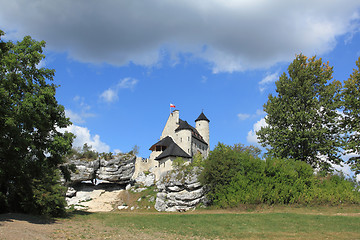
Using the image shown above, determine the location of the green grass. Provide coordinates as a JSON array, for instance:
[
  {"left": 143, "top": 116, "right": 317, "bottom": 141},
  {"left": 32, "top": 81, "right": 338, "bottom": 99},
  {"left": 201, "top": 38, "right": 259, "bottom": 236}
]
[{"left": 69, "top": 207, "right": 360, "bottom": 239}]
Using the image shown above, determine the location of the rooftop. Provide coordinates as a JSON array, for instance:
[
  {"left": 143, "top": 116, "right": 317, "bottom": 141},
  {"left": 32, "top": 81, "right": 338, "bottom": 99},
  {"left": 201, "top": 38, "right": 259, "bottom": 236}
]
[
  {"left": 150, "top": 136, "right": 191, "bottom": 160},
  {"left": 195, "top": 112, "right": 210, "bottom": 122}
]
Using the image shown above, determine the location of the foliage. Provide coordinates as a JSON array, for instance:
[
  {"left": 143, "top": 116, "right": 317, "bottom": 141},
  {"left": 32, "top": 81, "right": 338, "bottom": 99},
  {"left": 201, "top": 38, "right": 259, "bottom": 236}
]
[
  {"left": 172, "top": 157, "right": 187, "bottom": 170},
  {"left": 66, "top": 143, "right": 98, "bottom": 161},
  {"left": 200, "top": 143, "right": 262, "bottom": 204},
  {"left": 257, "top": 54, "right": 343, "bottom": 172},
  {"left": 191, "top": 152, "right": 205, "bottom": 168},
  {"left": 201, "top": 143, "right": 360, "bottom": 208},
  {"left": 99, "top": 151, "right": 113, "bottom": 160},
  {"left": 129, "top": 145, "right": 139, "bottom": 156},
  {"left": 342, "top": 56, "right": 360, "bottom": 174},
  {"left": 0, "top": 30, "right": 73, "bottom": 216}
]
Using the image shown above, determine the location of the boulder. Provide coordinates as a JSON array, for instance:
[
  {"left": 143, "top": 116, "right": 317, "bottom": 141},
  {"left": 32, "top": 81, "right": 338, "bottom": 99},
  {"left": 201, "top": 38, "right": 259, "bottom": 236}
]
[
  {"left": 155, "top": 167, "right": 207, "bottom": 212},
  {"left": 66, "top": 187, "right": 77, "bottom": 198},
  {"left": 134, "top": 171, "right": 156, "bottom": 187}
]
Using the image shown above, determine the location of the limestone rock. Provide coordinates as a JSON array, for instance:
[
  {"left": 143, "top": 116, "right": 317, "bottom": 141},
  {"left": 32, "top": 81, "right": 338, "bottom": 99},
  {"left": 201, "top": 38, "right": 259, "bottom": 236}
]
[
  {"left": 63, "top": 154, "right": 136, "bottom": 184},
  {"left": 98, "top": 155, "right": 136, "bottom": 183},
  {"left": 154, "top": 193, "right": 167, "bottom": 212},
  {"left": 155, "top": 167, "right": 206, "bottom": 212},
  {"left": 66, "top": 187, "right": 77, "bottom": 198},
  {"left": 118, "top": 205, "right": 129, "bottom": 210},
  {"left": 134, "top": 171, "right": 156, "bottom": 187},
  {"left": 66, "top": 159, "right": 100, "bottom": 183},
  {"left": 66, "top": 183, "right": 123, "bottom": 212},
  {"left": 125, "top": 184, "right": 132, "bottom": 191}
]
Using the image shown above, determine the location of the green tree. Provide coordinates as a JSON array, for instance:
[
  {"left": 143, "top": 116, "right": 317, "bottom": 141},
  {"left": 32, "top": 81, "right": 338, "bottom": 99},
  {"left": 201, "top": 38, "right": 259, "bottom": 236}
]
[
  {"left": 0, "top": 30, "right": 73, "bottom": 216},
  {"left": 200, "top": 143, "right": 261, "bottom": 205},
  {"left": 257, "top": 54, "right": 342, "bottom": 172},
  {"left": 342, "top": 57, "right": 360, "bottom": 174}
]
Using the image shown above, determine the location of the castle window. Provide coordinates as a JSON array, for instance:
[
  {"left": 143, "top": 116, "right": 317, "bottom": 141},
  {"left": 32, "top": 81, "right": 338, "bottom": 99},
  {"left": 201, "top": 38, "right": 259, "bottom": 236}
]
[
  {"left": 188, "top": 136, "right": 190, "bottom": 141},
  {"left": 180, "top": 137, "right": 182, "bottom": 142}
]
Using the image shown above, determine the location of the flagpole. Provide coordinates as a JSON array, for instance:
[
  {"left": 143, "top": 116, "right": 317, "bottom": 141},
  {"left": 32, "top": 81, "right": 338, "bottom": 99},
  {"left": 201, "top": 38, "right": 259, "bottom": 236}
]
[{"left": 170, "top": 103, "right": 175, "bottom": 114}]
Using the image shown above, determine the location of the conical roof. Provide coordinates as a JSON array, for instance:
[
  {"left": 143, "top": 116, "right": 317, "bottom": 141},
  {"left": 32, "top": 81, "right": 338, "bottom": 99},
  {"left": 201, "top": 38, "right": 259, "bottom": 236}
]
[{"left": 195, "top": 112, "right": 210, "bottom": 122}]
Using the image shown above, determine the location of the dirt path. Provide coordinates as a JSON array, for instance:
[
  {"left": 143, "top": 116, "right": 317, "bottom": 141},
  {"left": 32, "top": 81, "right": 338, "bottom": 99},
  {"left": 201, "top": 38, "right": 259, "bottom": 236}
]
[
  {"left": 0, "top": 213, "right": 56, "bottom": 240},
  {"left": 0, "top": 213, "right": 177, "bottom": 240},
  {"left": 79, "top": 189, "right": 124, "bottom": 212}
]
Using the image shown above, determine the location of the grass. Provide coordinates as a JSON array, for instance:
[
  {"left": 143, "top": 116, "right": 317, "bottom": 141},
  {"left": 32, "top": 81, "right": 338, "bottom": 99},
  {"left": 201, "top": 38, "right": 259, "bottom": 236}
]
[{"left": 65, "top": 205, "right": 360, "bottom": 239}]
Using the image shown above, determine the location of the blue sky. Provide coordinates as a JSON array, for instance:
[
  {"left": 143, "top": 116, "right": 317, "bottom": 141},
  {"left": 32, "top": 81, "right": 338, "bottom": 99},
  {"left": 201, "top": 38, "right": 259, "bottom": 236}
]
[{"left": 1, "top": 1, "right": 360, "bottom": 178}]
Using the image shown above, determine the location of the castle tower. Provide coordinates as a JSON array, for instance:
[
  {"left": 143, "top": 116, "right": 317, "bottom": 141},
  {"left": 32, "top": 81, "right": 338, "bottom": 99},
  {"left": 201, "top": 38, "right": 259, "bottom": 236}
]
[
  {"left": 161, "top": 110, "right": 179, "bottom": 139},
  {"left": 195, "top": 112, "right": 210, "bottom": 153}
]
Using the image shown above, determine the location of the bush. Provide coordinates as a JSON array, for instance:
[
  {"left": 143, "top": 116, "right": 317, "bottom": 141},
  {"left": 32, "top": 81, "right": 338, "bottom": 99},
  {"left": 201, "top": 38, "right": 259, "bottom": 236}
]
[
  {"left": 200, "top": 143, "right": 263, "bottom": 206},
  {"left": 201, "top": 142, "right": 360, "bottom": 208},
  {"left": 66, "top": 143, "right": 99, "bottom": 161}
]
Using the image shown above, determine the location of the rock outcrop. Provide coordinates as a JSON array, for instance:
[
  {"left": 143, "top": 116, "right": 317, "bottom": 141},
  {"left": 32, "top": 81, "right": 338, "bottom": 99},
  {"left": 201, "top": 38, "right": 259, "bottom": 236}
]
[
  {"left": 155, "top": 167, "right": 207, "bottom": 212},
  {"left": 134, "top": 171, "right": 156, "bottom": 187},
  {"left": 66, "top": 183, "right": 124, "bottom": 211},
  {"left": 98, "top": 156, "right": 135, "bottom": 183},
  {"left": 66, "top": 159, "right": 100, "bottom": 183},
  {"left": 64, "top": 154, "right": 136, "bottom": 184}
]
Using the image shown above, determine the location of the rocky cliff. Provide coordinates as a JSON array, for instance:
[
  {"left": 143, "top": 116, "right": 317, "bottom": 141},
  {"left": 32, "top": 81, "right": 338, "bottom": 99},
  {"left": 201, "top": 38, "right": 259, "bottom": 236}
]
[
  {"left": 155, "top": 167, "right": 207, "bottom": 212},
  {"left": 64, "top": 153, "right": 136, "bottom": 184}
]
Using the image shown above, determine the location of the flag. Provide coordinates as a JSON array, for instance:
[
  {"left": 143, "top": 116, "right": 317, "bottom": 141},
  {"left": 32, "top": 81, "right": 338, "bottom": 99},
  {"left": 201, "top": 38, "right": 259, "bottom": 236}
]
[{"left": 170, "top": 103, "right": 176, "bottom": 108}]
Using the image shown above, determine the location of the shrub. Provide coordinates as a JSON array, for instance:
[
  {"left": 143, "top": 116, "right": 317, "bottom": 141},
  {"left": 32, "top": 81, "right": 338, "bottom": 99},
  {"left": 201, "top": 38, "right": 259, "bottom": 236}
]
[{"left": 201, "top": 142, "right": 360, "bottom": 207}]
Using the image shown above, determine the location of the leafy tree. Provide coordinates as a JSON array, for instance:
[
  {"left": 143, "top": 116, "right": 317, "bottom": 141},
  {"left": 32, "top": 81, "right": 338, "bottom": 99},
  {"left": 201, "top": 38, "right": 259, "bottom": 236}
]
[
  {"left": 0, "top": 30, "right": 73, "bottom": 216},
  {"left": 200, "top": 143, "right": 261, "bottom": 205},
  {"left": 257, "top": 54, "right": 342, "bottom": 172},
  {"left": 342, "top": 57, "right": 360, "bottom": 174},
  {"left": 130, "top": 144, "right": 140, "bottom": 155}
]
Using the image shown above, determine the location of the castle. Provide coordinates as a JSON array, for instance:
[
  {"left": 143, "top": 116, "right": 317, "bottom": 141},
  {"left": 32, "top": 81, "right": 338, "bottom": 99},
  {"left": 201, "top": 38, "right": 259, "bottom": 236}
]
[{"left": 136, "top": 109, "right": 210, "bottom": 180}]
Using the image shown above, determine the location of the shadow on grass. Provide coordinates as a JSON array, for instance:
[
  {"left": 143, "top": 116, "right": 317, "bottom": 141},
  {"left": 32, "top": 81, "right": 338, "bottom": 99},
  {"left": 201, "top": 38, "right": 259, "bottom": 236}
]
[
  {"left": 0, "top": 210, "right": 93, "bottom": 226},
  {"left": 64, "top": 209, "right": 93, "bottom": 219},
  {"left": 0, "top": 212, "right": 56, "bottom": 225}
]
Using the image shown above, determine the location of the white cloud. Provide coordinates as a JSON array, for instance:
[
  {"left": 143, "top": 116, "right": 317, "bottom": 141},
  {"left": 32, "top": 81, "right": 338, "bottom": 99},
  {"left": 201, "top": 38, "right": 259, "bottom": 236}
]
[
  {"left": 238, "top": 109, "right": 265, "bottom": 121},
  {"left": 256, "top": 109, "right": 265, "bottom": 116},
  {"left": 336, "top": 153, "right": 360, "bottom": 182},
  {"left": 259, "top": 72, "right": 279, "bottom": 92},
  {"left": 65, "top": 109, "right": 85, "bottom": 124},
  {"left": 237, "top": 113, "right": 251, "bottom": 121},
  {"left": 117, "top": 78, "right": 138, "bottom": 89},
  {"left": 1, "top": 0, "right": 359, "bottom": 72},
  {"left": 66, "top": 96, "right": 95, "bottom": 124},
  {"left": 100, "top": 88, "right": 118, "bottom": 103},
  {"left": 100, "top": 78, "right": 138, "bottom": 103},
  {"left": 332, "top": 162, "right": 355, "bottom": 178},
  {"left": 201, "top": 75, "right": 207, "bottom": 83},
  {"left": 59, "top": 124, "right": 110, "bottom": 153},
  {"left": 113, "top": 149, "right": 122, "bottom": 154},
  {"left": 247, "top": 118, "right": 267, "bottom": 144},
  {"left": 36, "top": 59, "right": 46, "bottom": 68}
]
